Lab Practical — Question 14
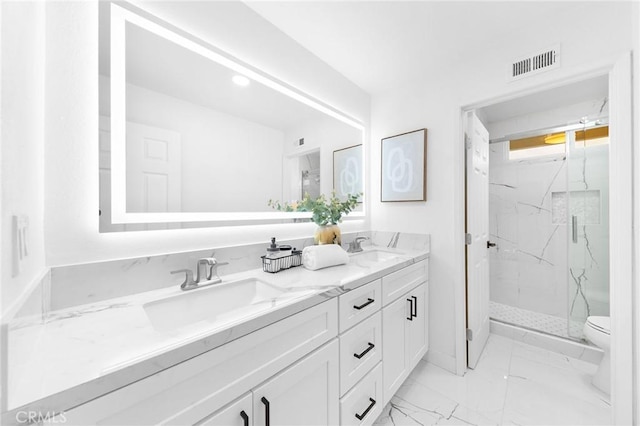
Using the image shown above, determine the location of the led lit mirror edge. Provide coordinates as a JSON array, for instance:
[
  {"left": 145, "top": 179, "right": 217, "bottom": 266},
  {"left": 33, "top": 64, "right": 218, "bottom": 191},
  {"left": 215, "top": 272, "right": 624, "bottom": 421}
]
[{"left": 108, "top": 2, "right": 367, "bottom": 225}]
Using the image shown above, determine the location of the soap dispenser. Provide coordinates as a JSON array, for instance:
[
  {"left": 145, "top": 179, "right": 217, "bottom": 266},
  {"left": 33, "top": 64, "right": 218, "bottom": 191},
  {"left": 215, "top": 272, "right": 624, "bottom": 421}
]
[{"left": 266, "top": 237, "right": 282, "bottom": 259}]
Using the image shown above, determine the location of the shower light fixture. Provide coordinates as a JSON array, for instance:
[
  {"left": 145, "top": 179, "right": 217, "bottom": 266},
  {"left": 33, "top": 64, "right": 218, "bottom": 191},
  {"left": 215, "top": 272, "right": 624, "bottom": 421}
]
[{"left": 544, "top": 133, "right": 565, "bottom": 144}]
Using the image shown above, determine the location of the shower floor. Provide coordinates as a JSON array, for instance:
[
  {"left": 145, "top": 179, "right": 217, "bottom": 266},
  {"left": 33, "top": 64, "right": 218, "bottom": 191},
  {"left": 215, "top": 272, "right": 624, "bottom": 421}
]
[{"left": 490, "top": 301, "right": 585, "bottom": 340}]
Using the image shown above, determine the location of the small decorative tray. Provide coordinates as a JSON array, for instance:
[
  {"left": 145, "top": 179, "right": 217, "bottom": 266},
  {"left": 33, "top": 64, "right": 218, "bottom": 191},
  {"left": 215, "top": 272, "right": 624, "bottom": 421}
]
[{"left": 260, "top": 250, "right": 303, "bottom": 273}]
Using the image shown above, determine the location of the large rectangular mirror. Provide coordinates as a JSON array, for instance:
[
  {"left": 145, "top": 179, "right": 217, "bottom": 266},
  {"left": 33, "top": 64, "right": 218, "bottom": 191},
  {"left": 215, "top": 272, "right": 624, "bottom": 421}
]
[{"left": 99, "top": 2, "right": 364, "bottom": 231}]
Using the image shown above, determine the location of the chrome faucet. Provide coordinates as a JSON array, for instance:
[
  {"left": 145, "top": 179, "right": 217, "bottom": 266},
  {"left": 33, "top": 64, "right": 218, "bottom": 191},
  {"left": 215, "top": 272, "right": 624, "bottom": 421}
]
[
  {"left": 347, "top": 236, "right": 369, "bottom": 253},
  {"left": 171, "top": 258, "right": 229, "bottom": 291},
  {"left": 196, "top": 258, "right": 215, "bottom": 283}
]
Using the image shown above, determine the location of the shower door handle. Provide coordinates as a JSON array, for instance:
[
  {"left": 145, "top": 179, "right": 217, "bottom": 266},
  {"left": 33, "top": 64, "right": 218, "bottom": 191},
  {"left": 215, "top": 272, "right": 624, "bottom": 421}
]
[{"left": 572, "top": 215, "right": 578, "bottom": 243}]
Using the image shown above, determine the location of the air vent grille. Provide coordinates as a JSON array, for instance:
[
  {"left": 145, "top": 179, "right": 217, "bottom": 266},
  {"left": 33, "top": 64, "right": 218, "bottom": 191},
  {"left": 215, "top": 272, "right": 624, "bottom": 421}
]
[{"left": 509, "top": 45, "right": 560, "bottom": 81}]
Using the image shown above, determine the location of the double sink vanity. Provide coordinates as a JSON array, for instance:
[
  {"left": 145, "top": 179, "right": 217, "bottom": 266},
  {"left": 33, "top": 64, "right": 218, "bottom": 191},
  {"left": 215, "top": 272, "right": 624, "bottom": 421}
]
[{"left": 7, "top": 244, "right": 429, "bottom": 426}]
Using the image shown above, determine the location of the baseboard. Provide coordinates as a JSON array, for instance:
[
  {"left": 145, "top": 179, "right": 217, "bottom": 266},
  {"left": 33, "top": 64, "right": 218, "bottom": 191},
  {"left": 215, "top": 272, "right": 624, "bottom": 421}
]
[{"left": 491, "top": 319, "right": 603, "bottom": 365}]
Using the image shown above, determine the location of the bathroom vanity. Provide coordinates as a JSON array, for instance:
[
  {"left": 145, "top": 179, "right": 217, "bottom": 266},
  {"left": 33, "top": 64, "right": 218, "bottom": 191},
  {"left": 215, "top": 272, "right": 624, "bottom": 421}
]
[{"left": 13, "top": 246, "right": 429, "bottom": 426}]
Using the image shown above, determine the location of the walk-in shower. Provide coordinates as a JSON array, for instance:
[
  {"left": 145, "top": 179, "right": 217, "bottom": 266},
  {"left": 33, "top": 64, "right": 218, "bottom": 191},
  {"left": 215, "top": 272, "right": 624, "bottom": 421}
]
[{"left": 483, "top": 78, "right": 610, "bottom": 342}]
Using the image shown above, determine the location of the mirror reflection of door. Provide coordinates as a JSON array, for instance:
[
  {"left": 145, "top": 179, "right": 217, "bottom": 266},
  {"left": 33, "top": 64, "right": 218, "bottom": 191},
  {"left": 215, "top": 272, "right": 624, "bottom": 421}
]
[
  {"left": 125, "top": 122, "right": 181, "bottom": 214},
  {"left": 300, "top": 151, "right": 320, "bottom": 199}
]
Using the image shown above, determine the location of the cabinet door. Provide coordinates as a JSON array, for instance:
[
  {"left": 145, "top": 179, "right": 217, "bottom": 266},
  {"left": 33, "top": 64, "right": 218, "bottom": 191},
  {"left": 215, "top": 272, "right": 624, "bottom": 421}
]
[
  {"left": 381, "top": 296, "right": 411, "bottom": 405},
  {"left": 253, "top": 340, "right": 339, "bottom": 426},
  {"left": 407, "top": 283, "right": 428, "bottom": 369},
  {"left": 197, "top": 393, "right": 252, "bottom": 426}
]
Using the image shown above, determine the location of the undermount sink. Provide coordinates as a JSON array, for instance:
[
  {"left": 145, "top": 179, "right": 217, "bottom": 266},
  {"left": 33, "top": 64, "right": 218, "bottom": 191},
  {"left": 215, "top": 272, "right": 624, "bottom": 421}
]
[
  {"left": 349, "top": 249, "right": 403, "bottom": 263},
  {"left": 144, "top": 278, "right": 287, "bottom": 332}
]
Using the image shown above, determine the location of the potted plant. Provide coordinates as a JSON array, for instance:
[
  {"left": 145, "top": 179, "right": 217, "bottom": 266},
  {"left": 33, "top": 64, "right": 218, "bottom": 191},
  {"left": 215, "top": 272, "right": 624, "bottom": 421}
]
[{"left": 269, "top": 191, "right": 360, "bottom": 245}]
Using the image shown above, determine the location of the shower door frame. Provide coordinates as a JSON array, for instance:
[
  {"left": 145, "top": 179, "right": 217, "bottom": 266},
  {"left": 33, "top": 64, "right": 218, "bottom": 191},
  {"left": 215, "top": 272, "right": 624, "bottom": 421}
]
[{"left": 454, "top": 52, "right": 634, "bottom": 424}]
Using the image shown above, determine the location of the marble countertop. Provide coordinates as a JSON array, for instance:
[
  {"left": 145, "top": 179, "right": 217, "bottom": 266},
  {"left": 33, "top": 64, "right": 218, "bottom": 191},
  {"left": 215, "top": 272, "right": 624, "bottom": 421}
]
[{"left": 5, "top": 245, "right": 428, "bottom": 419}]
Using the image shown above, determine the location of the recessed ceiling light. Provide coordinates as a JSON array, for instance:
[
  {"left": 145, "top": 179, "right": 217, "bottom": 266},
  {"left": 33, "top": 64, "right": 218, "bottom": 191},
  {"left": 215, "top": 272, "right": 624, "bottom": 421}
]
[{"left": 232, "top": 75, "right": 250, "bottom": 87}]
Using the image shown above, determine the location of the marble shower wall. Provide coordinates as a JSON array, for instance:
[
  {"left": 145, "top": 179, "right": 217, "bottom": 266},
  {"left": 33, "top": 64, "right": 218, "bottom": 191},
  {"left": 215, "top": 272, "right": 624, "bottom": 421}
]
[
  {"left": 489, "top": 141, "right": 609, "bottom": 335},
  {"left": 566, "top": 144, "right": 610, "bottom": 325}
]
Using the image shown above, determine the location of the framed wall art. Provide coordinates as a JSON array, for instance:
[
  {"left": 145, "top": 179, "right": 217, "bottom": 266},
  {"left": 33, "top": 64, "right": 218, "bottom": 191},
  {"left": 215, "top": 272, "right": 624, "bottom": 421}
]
[{"left": 381, "top": 128, "right": 427, "bottom": 202}]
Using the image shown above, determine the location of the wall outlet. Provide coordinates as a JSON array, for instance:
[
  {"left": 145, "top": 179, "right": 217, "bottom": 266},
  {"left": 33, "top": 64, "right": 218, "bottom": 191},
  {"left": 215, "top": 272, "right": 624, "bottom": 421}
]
[
  {"left": 12, "top": 215, "right": 29, "bottom": 277},
  {"left": 298, "top": 138, "right": 305, "bottom": 146}
]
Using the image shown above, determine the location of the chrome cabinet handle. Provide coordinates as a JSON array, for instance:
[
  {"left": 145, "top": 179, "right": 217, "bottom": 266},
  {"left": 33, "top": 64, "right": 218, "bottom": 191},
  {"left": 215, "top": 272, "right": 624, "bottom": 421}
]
[{"left": 572, "top": 215, "right": 578, "bottom": 243}]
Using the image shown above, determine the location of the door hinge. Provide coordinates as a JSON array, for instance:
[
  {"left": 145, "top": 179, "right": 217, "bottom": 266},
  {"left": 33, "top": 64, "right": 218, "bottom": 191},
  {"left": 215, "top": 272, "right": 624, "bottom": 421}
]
[
  {"left": 464, "top": 134, "right": 471, "bottom": 149},
  {"left": 466, "top": 328, "right": 473, "bottom": 341},
  {"left": 465, "top": 233, "right": 472, "bottom": 245}
]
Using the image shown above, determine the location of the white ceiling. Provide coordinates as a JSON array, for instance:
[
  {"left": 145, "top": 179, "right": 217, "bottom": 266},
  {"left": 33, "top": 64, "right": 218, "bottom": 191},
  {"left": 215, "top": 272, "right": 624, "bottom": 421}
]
[{"left": 245, "top": 1, "right": 575, "bottom": 95}]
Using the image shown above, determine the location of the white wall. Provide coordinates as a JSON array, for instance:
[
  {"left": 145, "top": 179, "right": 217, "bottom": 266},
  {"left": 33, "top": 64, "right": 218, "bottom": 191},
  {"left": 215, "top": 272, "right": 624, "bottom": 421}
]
[
  {"left": 43, "top": 1, "right": 370, "bottom": 268},
  {"left": 1, "top": 2, "right": 47, "bottom": 316},
  {"left": 369, "top": 2, "right": 635, "bottom": 371}
]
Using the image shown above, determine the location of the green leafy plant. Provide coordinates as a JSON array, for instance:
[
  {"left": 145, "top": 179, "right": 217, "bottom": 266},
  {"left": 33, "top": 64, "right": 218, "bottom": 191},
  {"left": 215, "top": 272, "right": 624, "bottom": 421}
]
[{"left": 268, "top": 191, "right": 361, "bottom": 226}]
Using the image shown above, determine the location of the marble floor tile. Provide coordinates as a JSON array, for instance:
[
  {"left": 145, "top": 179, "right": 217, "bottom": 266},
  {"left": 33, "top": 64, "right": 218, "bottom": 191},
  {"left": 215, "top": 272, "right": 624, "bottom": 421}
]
[{"left": 374, "top": 334, "right": 611, "bottom": 426}]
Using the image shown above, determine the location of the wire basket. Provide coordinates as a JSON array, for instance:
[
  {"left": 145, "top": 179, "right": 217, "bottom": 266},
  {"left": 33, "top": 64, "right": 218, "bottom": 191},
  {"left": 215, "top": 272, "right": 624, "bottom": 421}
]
[{"left": 261, "top": 250, "right": 303, "bottom": 273}]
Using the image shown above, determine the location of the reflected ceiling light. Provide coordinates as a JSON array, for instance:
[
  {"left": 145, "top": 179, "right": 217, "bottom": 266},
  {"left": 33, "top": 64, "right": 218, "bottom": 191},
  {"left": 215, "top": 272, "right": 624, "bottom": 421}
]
[
  {"left": 232, "top": 75, "right": 250, "bottom": 87},
  {"left": 544, "top": 133, "right": 565, "bottom": 144}
]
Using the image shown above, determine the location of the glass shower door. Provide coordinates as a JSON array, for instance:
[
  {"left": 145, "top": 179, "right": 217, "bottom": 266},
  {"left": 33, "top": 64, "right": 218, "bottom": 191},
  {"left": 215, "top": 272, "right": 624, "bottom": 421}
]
[{"left": 566, "top": 124, "right": 610, "bottom": 339}]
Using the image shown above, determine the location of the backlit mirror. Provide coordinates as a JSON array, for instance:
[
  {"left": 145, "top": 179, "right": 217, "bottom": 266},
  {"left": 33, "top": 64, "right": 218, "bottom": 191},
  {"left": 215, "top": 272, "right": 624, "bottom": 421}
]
[{"left": 98, "top": 2, "right": 364, "bottom": 231}]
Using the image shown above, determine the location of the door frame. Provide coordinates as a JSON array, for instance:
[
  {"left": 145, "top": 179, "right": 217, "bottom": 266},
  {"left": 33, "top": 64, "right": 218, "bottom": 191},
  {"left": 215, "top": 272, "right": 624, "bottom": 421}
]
[{"left": 453, "top": 53, "right": 634, "bottom": 423}]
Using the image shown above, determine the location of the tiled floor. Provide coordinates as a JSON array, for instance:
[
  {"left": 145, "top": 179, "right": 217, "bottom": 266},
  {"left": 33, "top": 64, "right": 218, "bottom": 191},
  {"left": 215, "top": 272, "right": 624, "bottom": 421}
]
[
  {"left": 373, "top": 334, "right": 611, "bottom": 425},
  {"left": 490, "top": 301, "right": 585, "bottom": 340}
]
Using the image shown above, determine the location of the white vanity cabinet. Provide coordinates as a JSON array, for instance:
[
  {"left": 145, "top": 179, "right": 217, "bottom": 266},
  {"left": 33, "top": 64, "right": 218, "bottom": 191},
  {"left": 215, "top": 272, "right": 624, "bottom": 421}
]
[
  {"left": 381, "top": 261, "right": 428, "bottom": 405},
  {"left": 197, "top": 394, "right": 252, "bottom": 426},
  {"left": 56, "top": 300, "right": 338, "bottom": 426},
  {"left": 46, "top": 256, "right": 429, "bottom": 426},
  {"left": 198, "top": 340, "right": 339, "bottom": 426},
  {"left": 252, "top": 340, "right": 339, "bottom": 426},
  {"left": 337, "top": 279, "right": 383, "bottom": 426}
]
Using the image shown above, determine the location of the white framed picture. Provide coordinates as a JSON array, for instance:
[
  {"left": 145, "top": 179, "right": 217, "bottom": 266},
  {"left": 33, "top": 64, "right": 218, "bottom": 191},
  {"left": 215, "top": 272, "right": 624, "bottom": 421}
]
[{"left": 381, "top": 129, "right": 427, "bottom": 202}]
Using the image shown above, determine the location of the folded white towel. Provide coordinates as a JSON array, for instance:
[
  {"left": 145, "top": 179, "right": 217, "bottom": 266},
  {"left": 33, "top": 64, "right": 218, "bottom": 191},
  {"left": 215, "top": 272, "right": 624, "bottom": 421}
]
[{"left": 302, "top": 244, "right": 349, "bottom": 271}]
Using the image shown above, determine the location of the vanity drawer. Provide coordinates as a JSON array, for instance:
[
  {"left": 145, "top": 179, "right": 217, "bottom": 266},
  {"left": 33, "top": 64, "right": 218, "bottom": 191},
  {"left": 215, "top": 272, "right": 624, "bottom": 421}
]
[
  {"left": 339, "top": 311, "right": 382, "bottom": 395},
  {"left": 339, "top": 279, "right": 382, "bottom": 332},
  {"left": 339, "top": 362, "right": 383, "bottom": 426},
  {"left": 381, "top": 260, "right": 427, "bottom": 306}
]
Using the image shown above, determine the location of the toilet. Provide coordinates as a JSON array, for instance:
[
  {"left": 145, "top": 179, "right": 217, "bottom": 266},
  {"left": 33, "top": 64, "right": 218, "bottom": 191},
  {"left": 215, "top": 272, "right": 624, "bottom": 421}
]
[{"left": 583, "top": 316, "right": 611, "bottom": 394}]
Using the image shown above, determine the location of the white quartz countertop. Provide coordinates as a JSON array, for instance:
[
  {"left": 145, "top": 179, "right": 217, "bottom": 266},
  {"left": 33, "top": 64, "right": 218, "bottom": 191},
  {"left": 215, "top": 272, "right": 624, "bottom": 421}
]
[{"left": 6, "top": 246, "right": 429, "bottom": 419}]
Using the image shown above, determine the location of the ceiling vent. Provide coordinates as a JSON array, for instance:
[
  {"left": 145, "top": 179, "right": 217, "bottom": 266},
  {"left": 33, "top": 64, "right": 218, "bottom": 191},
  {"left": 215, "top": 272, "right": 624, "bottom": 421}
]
[{"left": 509, "top": 45, "right": 560, "bottom": 82}]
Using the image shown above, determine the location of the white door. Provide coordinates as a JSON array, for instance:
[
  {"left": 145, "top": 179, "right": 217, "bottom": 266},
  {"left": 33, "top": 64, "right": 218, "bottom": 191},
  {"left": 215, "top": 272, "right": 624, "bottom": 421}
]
[
  {"left": 253, "top": 340, "right": 339, "bottom": 426},
  {"left": 465, "top": 111, "right": 491, "bottom": 369},
  {"left": 126, "top": 122, "right": 181, "bottom": 214}
]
